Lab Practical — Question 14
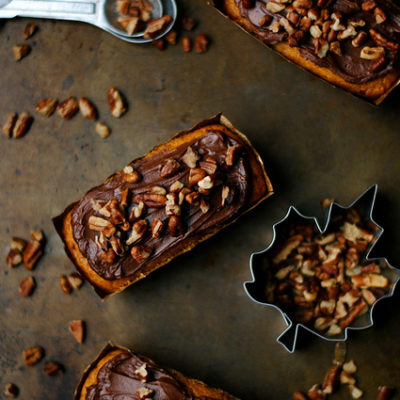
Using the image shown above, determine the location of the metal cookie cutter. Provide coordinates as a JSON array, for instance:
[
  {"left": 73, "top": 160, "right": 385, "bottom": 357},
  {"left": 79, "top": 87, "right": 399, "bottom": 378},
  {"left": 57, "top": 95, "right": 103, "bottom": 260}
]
[
  {"left": 244, "top": 185, "right": 400, "bottom": 353},
  {"left": 0, "top": 0, "right": 177, "bottom": 44}
]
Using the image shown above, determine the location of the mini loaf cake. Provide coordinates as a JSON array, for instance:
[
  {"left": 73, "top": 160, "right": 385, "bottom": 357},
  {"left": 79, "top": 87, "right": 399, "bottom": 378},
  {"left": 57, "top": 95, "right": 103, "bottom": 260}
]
[
  {"left": 74, "top": 343, "right": 239, "bottom": 400},
  {"left": 213, "top": 0, "right": 400, "bottom": 102},
  {"left": 53, "top": 114, "right": 273, "bottom": 298}
]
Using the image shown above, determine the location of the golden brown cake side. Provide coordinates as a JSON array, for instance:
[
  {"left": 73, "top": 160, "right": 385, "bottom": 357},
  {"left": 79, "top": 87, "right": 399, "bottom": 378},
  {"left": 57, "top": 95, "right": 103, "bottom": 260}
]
[
  {"left": 74, "top": 343, "right": 239, "bottom": 400},
  {"left": 54, "top": 114, "right": 273, "bottom": 298},
  {"left": 215, "top": 0, "right": 400, "bottom": 103}
]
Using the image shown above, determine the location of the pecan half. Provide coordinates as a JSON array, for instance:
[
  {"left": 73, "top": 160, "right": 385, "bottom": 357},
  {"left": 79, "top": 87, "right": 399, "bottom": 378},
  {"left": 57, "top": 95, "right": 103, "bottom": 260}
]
[
  {"left": 13, "top": 44, "right": 30, "bottom": 61},
  {"left": 369, "top": 29, "right": 398, "bottom": 51},
  {"left": 23, "top": 238, "right": 43, "bottom": 270},
  {"left": 79, "top": 97, "right": 98, "bottom": 120},
  {"left": 2, "top": 113, "right": 17, "bottom": 137},
  {"left": 57, "top": 97, "right": 79, "bottom": 119},
  {"left": 43, "top": 362, "right": 63, "bottom": 376},
  {"left": 108, "top": 87, "right": 127, "bottom": 118},
  {"left": 69, "top": 320, "right": 85, "bottom": 343},
  {"left": 143, "top": 15, "right": 172, "bottom": 39},
  {"left": 23, "top": 346, "right": 44, "bottom": 366},
  {"left": 12, "top": 112, "right": 33, "bottom": 138},
  {"left": 36, "top": 98, "right": 58, "bottom": 116},
  {"left": 126, "top": 219, "right": 148, "bottom": 245},
  {"left": 160, "top": 158, "right": 180, "bottom": 178},
  {"left": 19, "top": 276, "right": 36, "bottom": 297},
  {"left": 189, "top": 168, "right": 207, "bottom": 185},
  {"left": 322, "top": 365, "right": 340, "bottom": 394}
]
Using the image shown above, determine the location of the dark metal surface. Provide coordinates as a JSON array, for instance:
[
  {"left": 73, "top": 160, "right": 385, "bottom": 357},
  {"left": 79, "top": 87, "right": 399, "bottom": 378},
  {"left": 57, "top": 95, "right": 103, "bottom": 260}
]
[{"left": 2, "top": 1, "right": 400, "bottom": 399}]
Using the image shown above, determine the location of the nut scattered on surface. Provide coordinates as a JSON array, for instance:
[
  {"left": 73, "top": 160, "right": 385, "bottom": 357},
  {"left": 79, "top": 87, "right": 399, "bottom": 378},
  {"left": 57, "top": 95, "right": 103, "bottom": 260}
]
[
  {"left": 19, "top": 276, "right": 36, "bottom": 297},
  {"left": 165, "top": 30, "right": 177, "bottom": 44},
  {"left": 376, "top": 386, "right": 394, "bottom": 400},
  {"left": 7, "top": 249, "right": 23, "bottom": 267},
  {"left": 79, "top": 97, "right": 98, "bottom": 120},
  {"left": 67, "top": 273, "right": 84, "bottom": 289},
  {"left": 4, "top": 383, "right": 18, "bottom": 398},
  {"left": 60, "top": 275, "right": 72, "bottom": 295},
  {"left": 96, "top": 122, "right": 111, "bottom": 139},
  {"left": 69, "top": 320, "right": 85, "bottom": 343},
  {"left": 23, "top": 23, "right": 37, "bottom": 39},
  {"left": 23, "top": 230, "right": 44, "bottom": 270},
  {"left": 181, "top": 37, "right": 191, "bottom": 52},
  {"left": 57, "top": 97, "right": 79, "bottom": 119},
  {"left": 182, "top": 16, "right": 197, "bottom": 31},
  {"left": 12, "top": 112, "right": 33, "bottom": 139},
  {"left": 108, "top": 87, "right": 127, "bottom": 118},
  {"left": 23, "top": 346, "right": 44, "bottom": 366},
  {"left": 13, "top": 44, "right": 30, "bottom": 61},
  {"left": 193, "top": 34, "right": 209, "bottom": 53},
  {"left": 143, "top": 15, "right": 172, "bottom": 39},
  {"left": 43, "top": 361, "right": 63, "bottom": 376},
  {"left": 2, "top": 113, "right": 17, "bottom": 137},
  {"left": 35, "top": 98, "right": 58, "bottom": 116}
]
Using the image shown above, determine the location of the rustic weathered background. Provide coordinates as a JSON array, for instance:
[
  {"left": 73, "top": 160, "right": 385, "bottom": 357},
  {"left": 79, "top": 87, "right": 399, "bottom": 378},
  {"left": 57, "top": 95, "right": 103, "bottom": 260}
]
[{"left": 2, "top": 1, "right": 400, "bottom": 399}]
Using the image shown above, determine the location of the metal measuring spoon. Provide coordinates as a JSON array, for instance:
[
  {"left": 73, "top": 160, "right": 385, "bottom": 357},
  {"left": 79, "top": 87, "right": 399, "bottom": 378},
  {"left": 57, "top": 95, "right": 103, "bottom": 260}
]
[{"left": 0, "top": 0, "right": 177, "bottom": 44}]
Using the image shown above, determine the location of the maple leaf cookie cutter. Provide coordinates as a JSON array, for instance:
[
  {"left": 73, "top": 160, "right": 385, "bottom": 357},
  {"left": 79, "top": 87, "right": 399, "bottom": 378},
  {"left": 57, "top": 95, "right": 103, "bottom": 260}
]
[{"left": 244, "top": 185, "right": 400, "bottom": 353}]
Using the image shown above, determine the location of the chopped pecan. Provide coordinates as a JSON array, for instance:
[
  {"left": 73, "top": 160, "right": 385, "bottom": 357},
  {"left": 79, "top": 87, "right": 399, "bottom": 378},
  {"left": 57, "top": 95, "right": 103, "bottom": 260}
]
[
  {"left": 123, "top": 165, "right": 141, "bottom": 183},
  {"left": 36, "top": 98, "right": 57, "bottom": 116},
  {"left": 168, "top": 215, "right": 185, "bottom": 236},
  {"left": 300, "top": 17, "right": 312, "bottom": 31},
  {"left": 116, "top": 0, "right": 130, "bottom": 14},
  {"left": 136, "top": 193, "right": 167, "bottom": 207},
  {"left": 96, "top": 122, "right": 110, "bottom": 138},
  {"left": 376, "top": 386, "right": 395, "bottom": 400},
  {"left": 151, "top": 186, "right": 167, "bottom": 195},
  {"left": 130, "top": 201, "right": 145, "bottom": 220},
  {"left": 23, "top": 238, "right": 43, "bottom": 270},
  {"left": 9, "top": 236, "right": 26, "bottom": 255},
  {"left": 198, "top": 176, "right": 214, "bottom": 190},
  {"left": 7, "top": 249, "right": 22, "bottom": 267},
  {"left": 152, "top": 38, "right": 165, "bottom": 51},
  {"left": 101, "top": 248, "right": 116, "bottom": 263},
  {"left": 194, "top": 34, "right": 209, "bottom": 53},
  {"left": 259, "top": 15, "right": 273, "bottom": 26},
  {"left": 79, "top": 97, "right": 97, "bottom": 120},
  {"left": 23, "top": 346, "right": 43, "bottom": 366},
  {"left": 200, "top": 198, "right": 210, "bottom": 214},
  {"left": 189, "top": 168, "right": 207, "bottom": 185},
  {"left": 339, "top": 300, "right": 367, "bottom": 328},
  {"left": 351, "top": 273, "right": 388, "bottom": 288},
  {"left": 131, "top": 245, "right": 152, "bottom": 263},
  {"left": 360, "top": 46, "right": 384, "bottom": 60},
  {"left": 361, "top": 0, "right": 376, "bottom": 10},
  {"left": 110, "top": 235, "right": 125, "bottom": 256},
  {"left": 152, "top": 218, "right": 164, "bottom": 238},
  {"left": 165, "top": 30, "right": 177, "bottom": 45},
  {"left": 369, "top": 55, "right": 387, "bottom": 72},
  {"left": 337, "top": 26, "right": 356, "bottom": 40},
  {"left": 108, "top": 87, "right": 127, "bottom": 118},
  {"left": 118, "top": 16, "right": 140, "bottom": 35},
  {"left": 23, "top": 23, "right": 37, "bottom": 39},
  {"left": 12, "top": 112, "right": 33, "bottom": 138},
  {"left": 185, "top": 191, "right": 200, "bottom": 205},
  {"left": 160, "top": 158, "right": 180, "bottom": 178},
  {"left": 307, "top": 384, "right": 325, "bottom": 400},
  {"left": 4, "top": 383, "right": 18, "bottom": 398},
  {"left": 369, "top": 29, "right": 398, "bottom": 51},
  {"left": 137, "top": 387, "right": 154, "bottom": 400},
  {"left": 266, "top": 1, "right": 285, "bottom": 13},
  {"left": 89, "top": 216, "right": 114, "bottom": 231},
  {"left": 69, "top": 320, "right": 85, "bottom": 343},
  {"left": 310, "top": 25, "right": 322, "bottom": 38},
  {"left": 126, "top": 219, "right": 148, "bottom": 245},
  {"left": 352, "top": 31, "right": 367, "bottom": 47},
  {"left": 43, "top": 362, "right": 63, "bottom": 376},
  {"left": 348, "top": 385, "right": 363, "bottom": 399},
  {"left": 182, "top": 16, "right": 197, "bottom": 30},
  {"left": 182, "top": 146, "right": 200, "bottom": 168},
  {"left": 120, "top": 188, "right": 130, "bottom": 209},
  {"left": 13, "top": 44, "right": 30, "bottom": 61},
  {"left": 60, "top": 275, "right": 72, "bottom": 294},
  {"left": 68, "top": 273, "right": 84, "bottom": 289},
  {"left": 2, "top": 113, "right": 17, "bottom": 137},
  {"left": 143, "top": 15, "right": 172, "bottom": 39},
  {"left": 181, "top": 37, "right": 191, "bottom": 52},
  {"left": 226, "top": 144, "right": 243, "bottom": 166},
  {"left": 322, "top": 365, "right": 340, "bottom": 394},
  {"left": 19, "top": 276, "right": 36, "bottom": 297},
  {"left": 340, "top": 370, "right": 356, "bottom": 384},
  {"left": 330, "top": 41, "right": 342, "bottom": 55},
  {"left": 343, "top": 360, "right": 357, "bottom": 374},
  {"left": 57, "top": 97, "right": 79, "bottom": 119},
  {"left": 374, "top": 7, "right": 386, "bottom": 24},
  {"left": 170, "top": 180, "right": 184, "bottom": 192}
]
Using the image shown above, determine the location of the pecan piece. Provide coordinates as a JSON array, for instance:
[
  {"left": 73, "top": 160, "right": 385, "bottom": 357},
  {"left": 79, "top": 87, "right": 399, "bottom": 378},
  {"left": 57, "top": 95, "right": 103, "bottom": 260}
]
[
  {"left": 293, "top": 393, "right": 308, "bottom": 400},
  {"left": 185, "top": 191, "right": 200, "bottom": 205},
  {"left": 19, "top": 276, "right": 36, "bottom": 297},
  {"left": 57, "top": 97, "right": 79, "bottom": 119},
  {"left": 130, "top": 201, "right": 145, "bottom": 220},
  {"left": 226, "top": 144, "right": 243, "bottom": 166},
  {"left": 12, "top": 112, "right": 33, "bottom": 138},
  {"left": 152, "top": 218, "right": 164, "bottom": 238},
  {"left": 308, "top": 384, "right": 325, "bottom": 400},
  {"left": 43, "top": 362, "right": 63, "bottom": 376},
  {"left": 181, "top": 37, "right": 191, "bottom": 52},
  {"left": 199, "top": 157, "right": 218, "bottom": 175},
  {"left": 352, "top": 31, "right": 367, "bottom": 47},
  {"left": 168, "top": 215, "right": 185, "bottom": 236},
  {"left": 377, "top": 386, "right": 394, "bottom": 400},
  {"left": 360, "top": 46, "right": 384, "bottom": 60},
  {"left": 361, "top": 0, "right": 376, "bottom": 10},
  {"left": 123, "top": 165, "right": 141, "bottom": 183},
  {"left": 374, "top": 7, "right": 386, "bottom": 24},
  {"left": 322, "top": 365, "right": 340, "bottom": 394},
  {"left": 2, "top": 113, "right": 17, "bottom": 137},
  {"left": 200, "top": 198, "right": 210, "bottom": 214},
  {"left": 4, "top": 383, "right": 18, "bottom": 398},
  {"left": 116, "top": 0, "right": 130, "bottom": 14},
  {"left": 118, "top": 16, "right": 140, "bottom": 35},
  {"left": 131, "top": 245, "right": 153, "bottom": 263},
  {"left": 369, "top": 29, "right": 398, "bottom": 51},
  {"left": 165, "top": 30, "right": 177, "bottom": 45},
  {"left": 135, "top": 363, "right": 149, "bottom": 382},
  {"left": 23, "top": 346, "right": 44, "bottom": 366},
  {"left": 23, "top": 23, "right": 37, "bottom": 39},
  {"left": 13, "top": 44, "right": 30, "bottom": 61},
  {"left": 60, "top": 275, "right": 72, "bottom": 294},
  {"left": 182, "top": 16, "right": 197, "bottom": 30},
  {"left": 88, "top": 216, "right": 114, "bottom": 231},
  {"left": 143, "top": 15, "right": 172, "bottom": 39},
  {"left": 194, "top": 34, "right": 209, "bottom": 53},
  {"left": 182, "top": 146, "right": 199, "bottom": 168},
  {"left": 69, "top": 320, "right": 85, "bottom": 343},
  {"left": 110, "top": 235, "right": 125, "bottom": 256},
  {"left": 23, "top": 238, "right": 43, "bottom": 270},
  {"left": 96, "top": 122, "right": 111, "bottom": 138},
  {"left": 369, "top": 55, "right": 387, "bottom": 72},
  {"left": 79, "top": 97, "right": 97, "bottom": 120},
  {"left": 36, "top": 98, "right": 58, "bottom": 116},
  {"left": 68, "top": 273, "right": 84, "bottom": 289},
  {"left": 135, "top": 193, "right": 167, "bottom": 207},
  {"left": 160, "top": 158, "right": 180, "bottom": 178},
  {"left": 137, "top": 387, "right": 154, "bottom": 400},
  {"left": 170, "top": 180, "right": 184, "bottom": 192},
  {"left": 189, "top": 168, "right": 207, "bottom": 185},
  {"left": 108, "top": 87, "right": 127, "bottom": 118},
  {"left": 126, "top": 219, "right": 148, "bottom": 245},
  {"left": 339, "top": 300, "right": 367, "bottom": 328},
  {"left": 101, "top": 248, "right": 116, "bottom": 263}
]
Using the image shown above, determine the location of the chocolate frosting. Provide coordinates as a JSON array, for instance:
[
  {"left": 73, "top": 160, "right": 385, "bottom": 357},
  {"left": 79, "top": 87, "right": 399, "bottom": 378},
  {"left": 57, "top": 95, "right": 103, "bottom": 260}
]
[
  {"left": 71, "top": 130, "right": 250, "bottom": 281},
  {"left": 237, "top": 0, "right": 400, "bottom": 83},
  {"left": 85, "top": 350, "right": 213, "bottom": 400}
]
